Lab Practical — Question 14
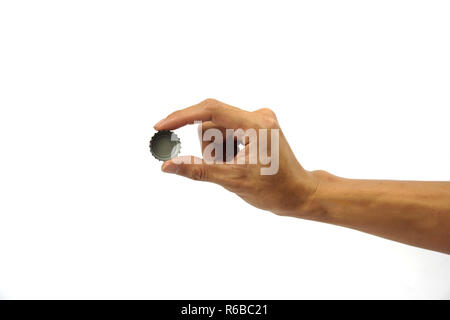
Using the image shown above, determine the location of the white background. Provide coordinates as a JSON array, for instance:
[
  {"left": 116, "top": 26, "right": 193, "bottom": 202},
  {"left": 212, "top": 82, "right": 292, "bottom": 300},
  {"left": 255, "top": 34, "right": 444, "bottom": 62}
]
[{"left": 0, "top": 1, "right": 449, "bottom": 299}]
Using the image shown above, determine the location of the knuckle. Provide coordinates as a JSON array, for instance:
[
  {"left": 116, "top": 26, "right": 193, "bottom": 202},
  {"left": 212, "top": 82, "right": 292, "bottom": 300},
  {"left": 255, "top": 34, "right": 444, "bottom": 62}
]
[
  {"left": 202, "top": 98, "right": 219, "bottom": 109},
  {"left": 203, "top": 98, "right": 217, "bottom": 104},
  {"left": 203, "top": 102, "right": 217, "bottom": 113},
  {"left": 260, "top": 115, "right": 279, "bottom": 129},
  {"left": 258, "top": 108, "right": 276, "bottom": 117},
  {"left": 254, "top": 108, "right": 278, "bottom": 128},
  {"left": 191, "top": 166, "right": 207, "bottom": 181}
]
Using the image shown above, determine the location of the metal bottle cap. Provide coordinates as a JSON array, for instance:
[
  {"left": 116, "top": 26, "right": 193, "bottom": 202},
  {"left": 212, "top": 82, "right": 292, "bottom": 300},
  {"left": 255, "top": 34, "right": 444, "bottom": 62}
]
[{"left": 149, "top": 130, "right": 181, "bottom": 161}]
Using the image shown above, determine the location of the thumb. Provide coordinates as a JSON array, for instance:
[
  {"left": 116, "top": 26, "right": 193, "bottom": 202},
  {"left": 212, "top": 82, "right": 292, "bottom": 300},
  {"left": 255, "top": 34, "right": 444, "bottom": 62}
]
[{"left": 161, "top": 156, "right": 228, "bottom": 185}]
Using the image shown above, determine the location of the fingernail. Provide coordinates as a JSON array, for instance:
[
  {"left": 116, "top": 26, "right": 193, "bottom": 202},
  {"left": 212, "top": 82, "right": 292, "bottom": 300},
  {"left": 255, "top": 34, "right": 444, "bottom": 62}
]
[
  {"left": 154, "top": 118, "right": 166, "bottom": 129},
  {"left": 162, "top": 161, "right": 179, "bottom": 174}
]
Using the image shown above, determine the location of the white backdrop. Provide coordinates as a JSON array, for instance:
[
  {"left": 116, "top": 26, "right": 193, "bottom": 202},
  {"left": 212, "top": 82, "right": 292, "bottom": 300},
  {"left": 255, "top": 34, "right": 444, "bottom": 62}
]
[{"left": 0, "top": 1, "right": 449, "bottom": 299}]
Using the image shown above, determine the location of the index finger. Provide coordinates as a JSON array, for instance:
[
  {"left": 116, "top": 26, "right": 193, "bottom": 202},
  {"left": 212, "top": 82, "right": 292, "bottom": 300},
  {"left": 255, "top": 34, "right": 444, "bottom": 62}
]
[{"left": 154, "top": 99, "right": 253, "bottom": 130}]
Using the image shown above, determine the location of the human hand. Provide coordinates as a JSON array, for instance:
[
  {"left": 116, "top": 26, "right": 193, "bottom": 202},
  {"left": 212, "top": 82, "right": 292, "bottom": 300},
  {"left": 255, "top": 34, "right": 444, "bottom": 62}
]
[{"left": 154, "top": 99, "right": 319, "bottom": 217}]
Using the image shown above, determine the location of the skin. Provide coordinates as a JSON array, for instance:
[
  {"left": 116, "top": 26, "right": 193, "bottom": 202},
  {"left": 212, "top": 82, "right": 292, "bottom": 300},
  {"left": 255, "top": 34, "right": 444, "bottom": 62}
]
[{"left": 154, "top": 99, "right": 450, "bottom": 254}]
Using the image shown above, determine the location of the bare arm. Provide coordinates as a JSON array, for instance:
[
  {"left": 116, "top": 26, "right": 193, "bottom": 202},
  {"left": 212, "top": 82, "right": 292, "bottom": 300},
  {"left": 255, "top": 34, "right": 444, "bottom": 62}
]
[
  {"left": 303, "top": 172, "right": 450, "bottom": 254},
  {"left": 154, "top": 99, "right": 450, "bottom": 254}
]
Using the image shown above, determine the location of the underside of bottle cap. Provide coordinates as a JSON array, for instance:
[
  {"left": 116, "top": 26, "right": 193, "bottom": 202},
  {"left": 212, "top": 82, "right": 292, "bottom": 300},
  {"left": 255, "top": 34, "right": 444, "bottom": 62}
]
[{"left": 149, "top": 130, "right": 181, "bottom": 161}]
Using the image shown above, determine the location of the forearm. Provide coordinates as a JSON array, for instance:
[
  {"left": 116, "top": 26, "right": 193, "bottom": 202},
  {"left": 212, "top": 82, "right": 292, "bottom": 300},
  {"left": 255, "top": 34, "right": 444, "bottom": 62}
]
[{"left": 301, "top": 171, "right": 450, "bottom": 254}]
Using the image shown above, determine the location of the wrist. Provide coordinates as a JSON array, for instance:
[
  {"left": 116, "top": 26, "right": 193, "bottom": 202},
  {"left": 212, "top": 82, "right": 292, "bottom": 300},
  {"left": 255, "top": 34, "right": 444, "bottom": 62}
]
[{"left": 295, "top": 170, "right": 337, "bottom": 221}]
